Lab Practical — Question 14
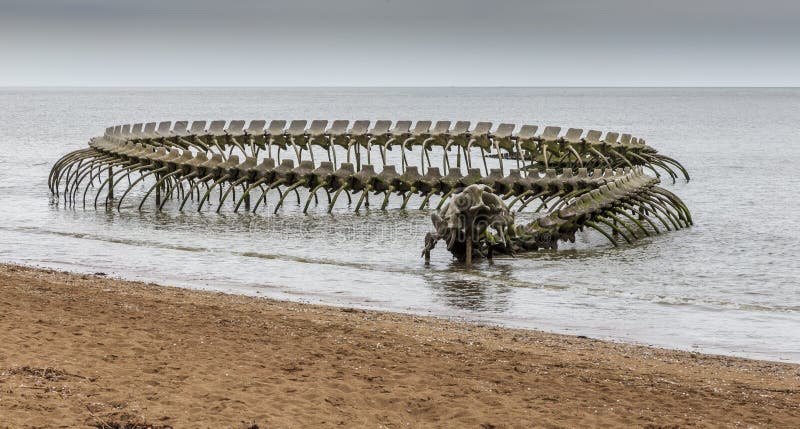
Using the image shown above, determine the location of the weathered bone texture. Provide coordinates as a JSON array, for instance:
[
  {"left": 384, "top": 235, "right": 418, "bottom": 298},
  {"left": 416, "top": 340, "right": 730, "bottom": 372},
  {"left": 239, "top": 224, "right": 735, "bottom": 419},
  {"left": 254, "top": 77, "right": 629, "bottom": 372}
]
[
  {"left": 423, "top": 167, "right": 691, "bottom": 261},
  {"left": 49, "top": 120, "right": 691, "bottom": 259}
]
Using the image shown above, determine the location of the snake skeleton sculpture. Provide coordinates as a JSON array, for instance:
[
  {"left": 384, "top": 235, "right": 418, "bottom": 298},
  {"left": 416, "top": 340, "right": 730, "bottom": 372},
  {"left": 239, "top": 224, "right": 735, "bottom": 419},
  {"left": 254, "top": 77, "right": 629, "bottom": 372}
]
[{"left": 50, "top": 120, "right": 691, "bottom": 264}]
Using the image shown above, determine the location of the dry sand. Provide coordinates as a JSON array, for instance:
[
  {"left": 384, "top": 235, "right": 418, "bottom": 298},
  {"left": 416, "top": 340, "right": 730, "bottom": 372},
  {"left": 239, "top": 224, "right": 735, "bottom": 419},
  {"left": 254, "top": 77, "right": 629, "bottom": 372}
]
[{"left": 0, "top": 263, "right": 798, "bottom": 428}]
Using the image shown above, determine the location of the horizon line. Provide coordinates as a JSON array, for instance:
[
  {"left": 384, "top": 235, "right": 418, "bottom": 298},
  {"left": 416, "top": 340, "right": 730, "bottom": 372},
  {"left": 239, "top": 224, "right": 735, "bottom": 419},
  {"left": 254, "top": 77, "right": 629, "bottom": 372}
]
[{"left": 1, "top": 85, "right": 799, "bottom": 89}]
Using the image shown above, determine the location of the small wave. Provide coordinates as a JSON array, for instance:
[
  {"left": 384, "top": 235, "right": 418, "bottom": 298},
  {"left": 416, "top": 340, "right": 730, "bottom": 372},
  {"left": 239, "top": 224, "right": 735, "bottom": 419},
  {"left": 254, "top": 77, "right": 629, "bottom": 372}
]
[
  {"left": 651, "top": 297, "right": 796, "bottom": 313},
  {"left": 238, "top": 250, "right": 413, "bottom": 274},
  {"left": 3, "top": 227, "right": 208, "bottom": 253}
]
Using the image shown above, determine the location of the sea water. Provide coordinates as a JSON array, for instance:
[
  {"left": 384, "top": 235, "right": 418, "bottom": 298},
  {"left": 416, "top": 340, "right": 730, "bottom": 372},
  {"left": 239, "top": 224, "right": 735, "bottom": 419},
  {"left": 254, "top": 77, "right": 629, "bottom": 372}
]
[{"left": 1, "top": 87, "right": 797, "bottom": 362}]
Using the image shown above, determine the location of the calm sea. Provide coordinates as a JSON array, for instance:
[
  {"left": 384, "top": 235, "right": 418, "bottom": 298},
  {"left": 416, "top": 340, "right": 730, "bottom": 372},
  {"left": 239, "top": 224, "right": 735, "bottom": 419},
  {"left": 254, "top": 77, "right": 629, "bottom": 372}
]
[{"left": 1, "top": 87, "right": 798, "bottom": 362}]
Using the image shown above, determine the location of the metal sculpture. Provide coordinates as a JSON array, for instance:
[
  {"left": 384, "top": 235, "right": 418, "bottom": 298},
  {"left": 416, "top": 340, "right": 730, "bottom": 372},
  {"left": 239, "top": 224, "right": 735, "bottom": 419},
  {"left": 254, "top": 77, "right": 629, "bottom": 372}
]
[{"left": 49, "top": 120, "right": 691, "bottom": 262}]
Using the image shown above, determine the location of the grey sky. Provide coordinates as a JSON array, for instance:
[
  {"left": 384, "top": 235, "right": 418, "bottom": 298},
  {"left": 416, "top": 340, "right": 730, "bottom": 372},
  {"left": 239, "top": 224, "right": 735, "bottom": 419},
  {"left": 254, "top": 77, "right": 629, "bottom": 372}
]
[{"left": 1, "top": 0, "right": 798, "bottom": 86}]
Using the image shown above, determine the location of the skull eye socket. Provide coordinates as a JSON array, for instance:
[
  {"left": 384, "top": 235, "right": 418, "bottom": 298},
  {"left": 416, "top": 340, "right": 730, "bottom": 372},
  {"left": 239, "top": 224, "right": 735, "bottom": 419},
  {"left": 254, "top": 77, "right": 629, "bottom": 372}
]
[{"left": 454, "top": 194, "right": 472, "bottom": 210}]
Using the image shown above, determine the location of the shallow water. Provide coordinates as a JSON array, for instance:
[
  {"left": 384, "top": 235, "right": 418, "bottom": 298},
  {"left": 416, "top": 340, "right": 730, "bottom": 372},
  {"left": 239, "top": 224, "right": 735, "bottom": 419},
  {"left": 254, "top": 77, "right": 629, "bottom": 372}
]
[{"left": 1, "top": 87, "right": 798, "bottom": 362}]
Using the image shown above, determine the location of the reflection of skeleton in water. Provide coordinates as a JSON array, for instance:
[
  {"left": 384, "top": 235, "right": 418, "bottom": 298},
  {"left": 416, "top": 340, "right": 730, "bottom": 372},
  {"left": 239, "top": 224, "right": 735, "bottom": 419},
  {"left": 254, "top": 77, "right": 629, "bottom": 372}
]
[
  {"left": 430, "top": 277, "right": 514, "bottom": 312},
  {"left": 49, "top": 120, "right": 690, "bottom": 264}
]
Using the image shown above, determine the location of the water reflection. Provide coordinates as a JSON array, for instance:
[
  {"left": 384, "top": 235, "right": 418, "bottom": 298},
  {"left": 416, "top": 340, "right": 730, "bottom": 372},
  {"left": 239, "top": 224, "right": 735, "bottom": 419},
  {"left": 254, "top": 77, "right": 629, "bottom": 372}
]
[
  {"left": 421, "top": 262, "right": 518, "bottom": 311},
  {"left": 426, "top": 278, "right": 506, "bottom": 312}
]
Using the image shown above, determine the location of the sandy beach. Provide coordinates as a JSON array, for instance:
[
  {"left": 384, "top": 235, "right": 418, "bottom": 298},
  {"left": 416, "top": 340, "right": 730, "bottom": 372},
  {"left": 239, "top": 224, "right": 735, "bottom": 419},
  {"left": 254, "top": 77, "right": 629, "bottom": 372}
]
[{"left": 0, "top": 263, "right": 798, "bottom": 428}]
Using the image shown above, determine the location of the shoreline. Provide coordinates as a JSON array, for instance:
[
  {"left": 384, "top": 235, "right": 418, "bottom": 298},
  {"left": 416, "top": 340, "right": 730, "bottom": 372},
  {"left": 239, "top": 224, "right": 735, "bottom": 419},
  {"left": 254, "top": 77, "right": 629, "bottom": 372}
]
[
  {"left": 1, "top": 263, "right": 798, "bottom": 427},
  {"left": 6, "top": 259, "right": 791, "bottom": 365}
]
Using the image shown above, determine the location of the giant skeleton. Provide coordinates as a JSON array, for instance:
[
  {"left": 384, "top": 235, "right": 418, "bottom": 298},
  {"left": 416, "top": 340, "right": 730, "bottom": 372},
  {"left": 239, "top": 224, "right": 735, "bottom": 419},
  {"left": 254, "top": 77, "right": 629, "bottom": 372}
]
[{"left": 50, "top": 120, "right": 690, "bottom": 263}]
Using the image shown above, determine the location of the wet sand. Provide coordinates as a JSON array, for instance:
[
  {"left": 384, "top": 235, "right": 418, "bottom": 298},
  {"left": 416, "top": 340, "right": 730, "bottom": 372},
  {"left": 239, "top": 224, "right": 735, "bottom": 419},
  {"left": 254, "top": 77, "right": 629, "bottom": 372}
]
[{"left": 0, "top": 264, "right": 798, "bottom": 428}]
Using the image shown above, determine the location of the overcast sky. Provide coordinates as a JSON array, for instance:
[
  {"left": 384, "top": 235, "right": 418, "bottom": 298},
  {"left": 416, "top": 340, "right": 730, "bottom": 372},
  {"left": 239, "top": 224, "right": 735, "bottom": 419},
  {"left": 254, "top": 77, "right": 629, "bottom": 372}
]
[{"left": 1, "top": 0, "right": 798, "bottom": 86}]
